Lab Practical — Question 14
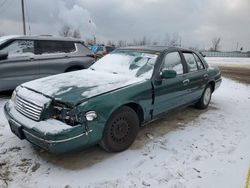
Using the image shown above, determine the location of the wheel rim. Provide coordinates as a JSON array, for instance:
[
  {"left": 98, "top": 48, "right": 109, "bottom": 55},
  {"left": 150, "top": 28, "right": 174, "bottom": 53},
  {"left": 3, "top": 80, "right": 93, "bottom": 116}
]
[
  {"left": 203, "top": 87, "right": 211, "bottom": 106},
  {"left": 110, "top": 117, "right": 130, "bottom": 143}
]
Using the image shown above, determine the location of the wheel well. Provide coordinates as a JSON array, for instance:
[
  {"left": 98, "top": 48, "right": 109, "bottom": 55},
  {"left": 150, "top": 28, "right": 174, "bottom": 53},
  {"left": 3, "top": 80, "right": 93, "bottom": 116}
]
[
  {"left": 124, "top": 103, "right": 144, "bottom": 124},
  {"left": 208, "top": 81, "right": 215, "bottom": 92},
  {"left": 65, "top": 65, "right": 84, "bottom": 72}
]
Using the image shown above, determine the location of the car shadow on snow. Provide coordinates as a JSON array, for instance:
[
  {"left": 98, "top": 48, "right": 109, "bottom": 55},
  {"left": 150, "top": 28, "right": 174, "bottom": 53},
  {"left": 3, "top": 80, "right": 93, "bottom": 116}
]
[
  {"left": 35, "top": 104, "right": 218, "bottom": 170},
  {"left": 0, "top": 91, "right": 12, "bottom": 99}
]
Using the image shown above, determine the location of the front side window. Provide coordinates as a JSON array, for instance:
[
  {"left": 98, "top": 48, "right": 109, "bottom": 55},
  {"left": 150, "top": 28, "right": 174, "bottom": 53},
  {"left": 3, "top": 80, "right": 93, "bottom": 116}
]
[
  {"left": 183, "top": 53, "right": 198, "bottom": 72},
  {"left": 162, "top": 52, "right": 183, "bottom": 75},
  {"left": 3, "top": 40, "right": 34, "bottom": 57}
]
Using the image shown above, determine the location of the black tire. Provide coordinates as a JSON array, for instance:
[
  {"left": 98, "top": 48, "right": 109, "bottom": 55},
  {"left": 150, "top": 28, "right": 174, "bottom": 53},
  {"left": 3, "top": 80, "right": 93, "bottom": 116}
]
[
  {"left": 195, "top": 84, "right": 212, "bottom": 109},
  {"left": 100, "top": 106, "right": 139, "bottom": 152}
]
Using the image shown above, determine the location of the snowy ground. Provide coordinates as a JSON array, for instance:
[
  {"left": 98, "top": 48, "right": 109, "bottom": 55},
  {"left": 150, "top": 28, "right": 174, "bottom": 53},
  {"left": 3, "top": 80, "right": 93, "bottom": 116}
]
[
  {"left": 205, "top": 57, "right": 250, "bottom": 67},
  {"left": 1, "top": 78, "right": 250, "bottom": 187}
]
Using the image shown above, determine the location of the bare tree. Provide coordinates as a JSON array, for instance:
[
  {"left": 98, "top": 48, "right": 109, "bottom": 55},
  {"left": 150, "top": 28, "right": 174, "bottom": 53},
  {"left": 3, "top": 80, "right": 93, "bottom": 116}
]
[
  {"left": 59, "top": 25, "right": 82, "bottom": 39},
  {"left": 169, "top": 32, "right": 181, "bottom": 47},
  {"left": 141, "top": 36, "right": 147, "bottom": 45},
  {"left": 72, "top": 29, "right": 81, "bottom": 39},
  {"left": 107, "top": 40, "right": 115, "bottom": 46},
  {"left": 152, "top": 40, "right": 158, "bottom": 45},
  {"left": 131, "top": 36, "right": 148, "bottom": 46},
  {"left": 189, "top": 45, "right": 200, "bottom": 51},
  {"left": 164, "top": 33, "right": 170, "bottom": 45},
  {"left": 59, "top": 25, "right": 72, "bottom": 37},
  {"left": 86, "top": 38, "right": 94, "bottom": 45},
  {"left": 117, "top": 40, "right": 126, "bottom": 47},
  {"left": 210, "top": 37, "right": 221, "bottom": 51},
  {"left": 164, "top": 32, "right": 182, "bottom": 47}
]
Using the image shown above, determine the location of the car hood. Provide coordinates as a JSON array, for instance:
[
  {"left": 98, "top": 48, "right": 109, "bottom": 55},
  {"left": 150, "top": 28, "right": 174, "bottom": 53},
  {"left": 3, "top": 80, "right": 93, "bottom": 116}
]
[{"left": 21, "top": 69, "right": 145, "bottom": 106}]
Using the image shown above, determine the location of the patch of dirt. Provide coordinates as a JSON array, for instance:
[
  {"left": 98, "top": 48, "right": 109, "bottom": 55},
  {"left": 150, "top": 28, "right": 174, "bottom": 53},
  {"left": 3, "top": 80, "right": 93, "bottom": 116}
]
[
  {"left": 0, "top": 160, "right": 12, "bottom": 188},
  {"left": 218, "top": 65, "right": 250, "bottom": 84},
  {"left": 132, "top": 106, "right": 209, "bottom": 150},
  {"left": 8, "top": 146, "right": 21, "bottom": 152},
  {"left": 16, "top": 159, "right": 33, "bottom": 173},
  {"left": 31, "top": 162, "right": 40, "bottom": 172}
]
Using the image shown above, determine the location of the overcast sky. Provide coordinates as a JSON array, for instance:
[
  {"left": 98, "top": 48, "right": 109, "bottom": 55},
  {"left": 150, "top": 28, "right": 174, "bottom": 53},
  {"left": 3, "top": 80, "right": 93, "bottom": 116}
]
[{"left": 0, "top": 0, "right": 249, "bottom": 51}]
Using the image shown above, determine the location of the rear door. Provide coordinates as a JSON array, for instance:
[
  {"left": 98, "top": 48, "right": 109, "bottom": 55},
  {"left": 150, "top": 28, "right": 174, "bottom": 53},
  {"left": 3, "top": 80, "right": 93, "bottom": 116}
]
[
  {"left": 35, "top": 40, "right": 76, "bottom": 77},
  {"left": 181, "top": 51, "right": 208, "bottom": 102},
  {"left": 153, "top": 51, "right": 189, "bottom": 116},
  {"left": 0, "top": 39, "right": 39, "bottom": 90}
]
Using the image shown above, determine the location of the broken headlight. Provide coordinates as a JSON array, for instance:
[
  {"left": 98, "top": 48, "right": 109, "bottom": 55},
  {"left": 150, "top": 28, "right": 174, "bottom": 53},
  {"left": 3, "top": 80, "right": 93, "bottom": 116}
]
[{"left": 52, "top": 103, "right": 79, "bottom": 126}]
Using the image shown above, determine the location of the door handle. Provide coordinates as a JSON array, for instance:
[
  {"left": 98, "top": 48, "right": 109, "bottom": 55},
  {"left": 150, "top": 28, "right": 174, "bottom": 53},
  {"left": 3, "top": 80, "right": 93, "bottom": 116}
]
[
  {"left": 183, "top": 79, "right": 190, "bottom": 85},
  {"left": 203, "top": 74, "right": 208, "bottom": 79}
]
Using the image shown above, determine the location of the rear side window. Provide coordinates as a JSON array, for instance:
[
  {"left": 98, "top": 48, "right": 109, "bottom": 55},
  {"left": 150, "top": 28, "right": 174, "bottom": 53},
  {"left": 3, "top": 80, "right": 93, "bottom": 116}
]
[
  {"left": 3, "top": 40, "right": 34, "bottom": 57},
  {"left": 35, "top": 41, "right": 76, "bottom": 54},
  {"left": 162, "top": 52, "right": 183, "bottom": 75},
  {"left": 194, "top": 53, "right": 205, "bottom": 70},
  {"left": 183, "top": 53, "right": 198, "bottom": 72}
]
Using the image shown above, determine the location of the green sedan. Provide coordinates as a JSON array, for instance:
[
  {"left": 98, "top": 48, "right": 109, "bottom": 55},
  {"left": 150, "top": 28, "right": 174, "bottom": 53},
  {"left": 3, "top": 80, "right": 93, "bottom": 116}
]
[{"left": 4, "top": 46, "right": 222, "bottom": 153}]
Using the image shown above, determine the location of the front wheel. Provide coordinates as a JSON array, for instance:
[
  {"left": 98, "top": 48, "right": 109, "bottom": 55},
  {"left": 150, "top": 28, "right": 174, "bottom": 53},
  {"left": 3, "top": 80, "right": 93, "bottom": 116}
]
[
  {"left": 195, "top": 85, "right": 212, "bottom": 109},
  {"left": 100, "top": 106, "right": 139, "bottom": 152}
]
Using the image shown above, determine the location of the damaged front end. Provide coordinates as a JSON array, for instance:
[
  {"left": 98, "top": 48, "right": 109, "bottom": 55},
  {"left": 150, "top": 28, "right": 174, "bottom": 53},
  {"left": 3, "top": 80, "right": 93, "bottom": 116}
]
[
  {"left": 49, "top": 100, "right": 98, "bottom": 136},
  {"left": 4, "top": 90, "right": 102, "bottom": 153}
]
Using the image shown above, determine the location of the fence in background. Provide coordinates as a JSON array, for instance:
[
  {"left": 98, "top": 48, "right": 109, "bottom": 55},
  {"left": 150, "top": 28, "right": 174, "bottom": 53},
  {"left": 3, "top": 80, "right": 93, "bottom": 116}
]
[{"left": 202, "top": 51, "right": 250, "bottom": 58}]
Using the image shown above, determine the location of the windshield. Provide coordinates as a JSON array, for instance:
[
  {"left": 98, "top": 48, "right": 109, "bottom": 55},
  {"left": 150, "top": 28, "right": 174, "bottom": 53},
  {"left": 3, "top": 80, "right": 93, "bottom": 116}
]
[{"left": 91, "top": 50, "right": 158, "bottom": 79}]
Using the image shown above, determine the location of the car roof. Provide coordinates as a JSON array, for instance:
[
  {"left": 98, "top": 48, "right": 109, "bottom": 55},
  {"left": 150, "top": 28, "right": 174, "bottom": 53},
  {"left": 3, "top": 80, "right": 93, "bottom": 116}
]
[
  {"left": 2, "top": 35, "right": 83, "bottom": 43},
  {"left": 119, "top": 46, "right": 194, "bottom": 53}
]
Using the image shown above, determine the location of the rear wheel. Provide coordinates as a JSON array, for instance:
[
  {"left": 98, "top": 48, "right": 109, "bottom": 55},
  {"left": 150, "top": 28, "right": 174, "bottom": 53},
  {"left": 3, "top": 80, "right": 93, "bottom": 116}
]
[
  {"left": 100, "top": 106, "right": 139, "bottom": 152},
  {"left": 195, "top": 85, "right": 212, "bottom": 109}
]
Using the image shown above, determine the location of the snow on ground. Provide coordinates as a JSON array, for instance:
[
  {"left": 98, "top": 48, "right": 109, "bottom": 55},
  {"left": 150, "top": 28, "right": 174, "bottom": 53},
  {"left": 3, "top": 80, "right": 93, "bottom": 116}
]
[
  {"left": 0, "top": 77, "right": 250, "bottom": 188},
  {"left": 205, "top": 57, "right": 250, "bottom": 67}
]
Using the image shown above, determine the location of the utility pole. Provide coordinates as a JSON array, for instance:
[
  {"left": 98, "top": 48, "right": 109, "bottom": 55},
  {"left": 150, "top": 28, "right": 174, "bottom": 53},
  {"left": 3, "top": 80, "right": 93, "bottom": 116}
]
[{"left": 21, "top": 0, "right": 26, "bottom": 35}]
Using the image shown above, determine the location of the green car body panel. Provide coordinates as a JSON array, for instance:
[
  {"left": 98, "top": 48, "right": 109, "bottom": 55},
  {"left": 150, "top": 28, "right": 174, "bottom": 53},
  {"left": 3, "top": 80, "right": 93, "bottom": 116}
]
[{"left": 4, "top": 46, "right": 222, "bottom": 153}]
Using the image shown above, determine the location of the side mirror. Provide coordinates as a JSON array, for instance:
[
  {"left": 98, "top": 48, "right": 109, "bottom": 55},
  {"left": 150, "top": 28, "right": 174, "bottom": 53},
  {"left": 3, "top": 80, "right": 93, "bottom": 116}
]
[
  {"left": 0, "top": 51, "right": 8, "bottom": 60},
  {"left": 161, "top": 70, "right": 177, "bottom": 79}
]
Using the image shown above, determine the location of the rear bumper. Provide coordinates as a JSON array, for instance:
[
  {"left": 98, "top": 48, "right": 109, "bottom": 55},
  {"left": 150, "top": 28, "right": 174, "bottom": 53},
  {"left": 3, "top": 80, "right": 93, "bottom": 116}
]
[
  {"left": 215, "top": 77, "right": 222, "bottom": 91},
  {"left": 4, "top": 101, "right": 99, "bottom": 153}
]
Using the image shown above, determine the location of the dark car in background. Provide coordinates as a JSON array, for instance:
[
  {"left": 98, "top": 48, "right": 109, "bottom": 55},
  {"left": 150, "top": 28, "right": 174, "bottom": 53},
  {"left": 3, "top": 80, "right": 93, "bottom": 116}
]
[{"left": 0, "top": 35, "right": 95, "bottom": 92}]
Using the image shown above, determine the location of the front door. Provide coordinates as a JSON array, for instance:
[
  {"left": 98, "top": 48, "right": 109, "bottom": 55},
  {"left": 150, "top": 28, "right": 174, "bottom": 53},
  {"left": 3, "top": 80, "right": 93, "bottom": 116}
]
[
  {"left": 153, "top": 51, "right": 189, "bottom": 116},
  {"left": 0, "top": 39, "right": 39, "bottom": 90}
]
